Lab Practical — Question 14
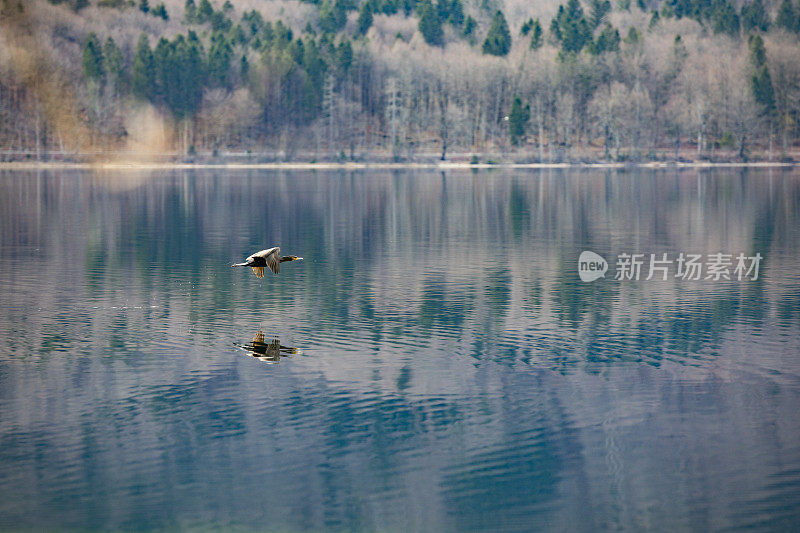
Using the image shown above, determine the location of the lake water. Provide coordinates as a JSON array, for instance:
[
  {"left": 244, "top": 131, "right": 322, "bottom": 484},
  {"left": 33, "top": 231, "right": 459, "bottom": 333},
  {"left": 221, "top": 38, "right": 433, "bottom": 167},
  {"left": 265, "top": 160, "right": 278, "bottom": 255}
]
[{"left": 1, "top": 167, "right": 799, "bottom": 531}]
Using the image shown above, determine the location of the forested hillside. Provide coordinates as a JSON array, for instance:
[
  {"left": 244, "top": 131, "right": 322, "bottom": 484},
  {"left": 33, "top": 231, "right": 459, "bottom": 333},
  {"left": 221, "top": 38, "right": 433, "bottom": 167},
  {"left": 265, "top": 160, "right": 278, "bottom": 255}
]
[{"left": 1, "top": 0, "right": 799, "bottom": 162}]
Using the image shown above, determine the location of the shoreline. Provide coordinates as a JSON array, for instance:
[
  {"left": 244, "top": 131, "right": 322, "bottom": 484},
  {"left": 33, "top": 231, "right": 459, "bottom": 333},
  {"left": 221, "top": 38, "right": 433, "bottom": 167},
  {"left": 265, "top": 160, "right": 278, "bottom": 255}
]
[{"left": 1, "top": 160, "right": 798, "bottom": 171}]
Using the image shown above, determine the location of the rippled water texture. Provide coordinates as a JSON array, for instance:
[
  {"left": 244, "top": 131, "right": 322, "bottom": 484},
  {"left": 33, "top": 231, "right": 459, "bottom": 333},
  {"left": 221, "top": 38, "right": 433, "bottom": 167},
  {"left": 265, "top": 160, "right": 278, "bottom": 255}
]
[{"left": 1, "top": 168, "right": 799, "bottom": 531}]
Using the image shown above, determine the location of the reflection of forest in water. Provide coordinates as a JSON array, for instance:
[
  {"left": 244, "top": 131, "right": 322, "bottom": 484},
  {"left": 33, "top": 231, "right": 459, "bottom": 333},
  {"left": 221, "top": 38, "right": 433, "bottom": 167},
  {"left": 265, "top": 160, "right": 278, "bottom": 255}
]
[
  {"left": 1, "top": 168, "right": 798, "bottom": 371},
  {"left": 1, "top": 169, "right": 800, "bottom": 531}
]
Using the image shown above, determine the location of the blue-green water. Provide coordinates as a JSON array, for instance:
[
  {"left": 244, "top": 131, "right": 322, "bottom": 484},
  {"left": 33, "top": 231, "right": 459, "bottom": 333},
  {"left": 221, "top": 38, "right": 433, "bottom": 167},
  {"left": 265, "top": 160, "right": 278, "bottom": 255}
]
[{"left": 1, "top": 168, "right": 799, "bottom": 531}]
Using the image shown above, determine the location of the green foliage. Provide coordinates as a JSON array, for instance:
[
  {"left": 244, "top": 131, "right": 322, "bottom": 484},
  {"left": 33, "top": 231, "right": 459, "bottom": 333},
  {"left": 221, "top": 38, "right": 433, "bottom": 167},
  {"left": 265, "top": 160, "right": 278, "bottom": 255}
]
[
  {"left": 749, "top": 34, "right": 775, "bottom": 116},
  {"left": 207, "top": 31, "right": 232, "bottom": 88},
  {"left": 434, "top": 0, "right": 464, "bottom": 26},
  {"left": 521, "top": 18, "right": 534, "bottom": 36},
  {"left": 152, "top": 3, "right": 168, "bottom": 20},
  {"left": 741, "top": 0, "right": 770, "bottom": 32},
  {"left": 357, "top": 1, "right": 374, "bottom": 35},
  {"left": 240, "top": 53, "right": 249, "bottom": 80},
  {"left": 132, "top": 33, "right": 155, "bottom": 100},
  {"left": 664, "top": 0, "right": 756, "bottom": 35},
  {"left": 624, "top": 26, "right": 641, "bottom": 45},
  {"left": 463, "top": 15, "right": 477, "bottom": 37},
  {"left": 241, "top": 9, "right": 265, "bottom": 38},
  {"left": 776, "top": 0, "right": 799, "bottom": 32},
  {"left": 710, "top": 0, "right": 739, "bottom": 35},
  {"left": 589, "top": 23, "right": 620, "bottom": 54},
  {"left": 418, "top": 0, "right": 443, "bottom": 46},
  {"left": 196, "top": 0, "right": 213, "bottom": 23},
  {"left": 153, "top": 34, "right": 205, "bottom": 118},
  {"left": 529, "top": 19, "right": 543, "bottom": 49},
  {"left": 550, "top": 0, "right": 592, "bottom": 54},
  {"left": 336, "top": 39, "right": 353, "bottom": 72},
  {"left": 436, "top": 0, "right": 449, "bottom": 21},
  {"left": 589, "top": 0, "right": 611, "bottom": 30},
  {"left": 289, "top": 38, "right": 305, "bottom": 65},
  {"left": 719, "top": 130, "right": 735, "bottom": 148},
  {"left": 508, "top": 95, "right": 530, "bottom": 145},
  {"left": 209, "top": 10, "right": 232, "bottom": 32},
  {"left": 319, "top": 0, "right": 347, "bottom": 34},
  {"left": 139, "top": 0, "right": 149, "bottom": 14},
  {"left": 649, "top": 10, "right": 660, "bottom": 30},
  {"left": 271, "top": 20, "right": 294, "bottom": 48},
  {"left": 82, "top": 32, "right": 104, "bottom": 81},
  {"left": 184, "top": 0, "right": 196, "bottom": 23},
  {"left": 749, "top": 32, "right": 767, "bottom": 65},
  {"left": 482, "top": 10, "right": 511, "bottom": 56},
  {"left": 376, "top": 0, "right": 401, "bottom": 16},
  {"left": 448, "top": 0, "right": 464, "bottom": 26},
  {"left": 103, "top": 37, "right": 125, "bottom": 88}
]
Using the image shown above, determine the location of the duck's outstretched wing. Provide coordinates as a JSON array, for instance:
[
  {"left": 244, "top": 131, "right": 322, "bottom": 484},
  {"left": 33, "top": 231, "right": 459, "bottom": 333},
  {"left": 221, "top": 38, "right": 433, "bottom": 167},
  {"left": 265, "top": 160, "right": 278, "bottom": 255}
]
[{"left": 263, "top": 247, "right": 280, "bottom": 274}]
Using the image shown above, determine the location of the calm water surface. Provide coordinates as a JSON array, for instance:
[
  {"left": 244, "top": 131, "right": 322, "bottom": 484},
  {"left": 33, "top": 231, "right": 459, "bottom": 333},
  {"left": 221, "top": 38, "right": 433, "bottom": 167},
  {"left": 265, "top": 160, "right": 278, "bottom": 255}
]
[{"left": 1, "top": 168, "right": 799, "bottom": 531}]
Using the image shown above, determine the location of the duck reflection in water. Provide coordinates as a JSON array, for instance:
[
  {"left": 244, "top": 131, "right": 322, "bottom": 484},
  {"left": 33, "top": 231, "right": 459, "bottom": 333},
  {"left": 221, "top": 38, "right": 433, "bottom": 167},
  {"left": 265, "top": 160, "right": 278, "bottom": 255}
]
[{"left": 235, "top": 330, "right": 300, "bottom": 363}]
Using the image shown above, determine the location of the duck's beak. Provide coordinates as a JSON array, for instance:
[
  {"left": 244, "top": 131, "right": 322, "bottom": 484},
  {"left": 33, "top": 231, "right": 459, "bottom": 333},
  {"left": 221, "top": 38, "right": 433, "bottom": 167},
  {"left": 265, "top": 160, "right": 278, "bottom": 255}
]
[{"left": 295, "top": 257, "right": 303, "bottom": 261}]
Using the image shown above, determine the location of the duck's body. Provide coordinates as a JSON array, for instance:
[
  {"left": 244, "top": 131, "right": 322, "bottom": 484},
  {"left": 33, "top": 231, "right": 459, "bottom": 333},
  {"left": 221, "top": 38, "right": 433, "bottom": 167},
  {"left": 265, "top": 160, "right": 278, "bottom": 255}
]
[{"left": 231, "top": 247, "right": 302, "bottom": 278}]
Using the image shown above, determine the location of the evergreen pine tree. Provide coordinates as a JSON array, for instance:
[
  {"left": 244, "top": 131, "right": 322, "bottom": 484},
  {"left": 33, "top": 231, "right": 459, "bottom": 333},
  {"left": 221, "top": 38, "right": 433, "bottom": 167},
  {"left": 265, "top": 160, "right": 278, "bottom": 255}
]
[
  {"left": 184, "top": 0, "right": 196, "bottom": 23},
  {"left": 357, "top": 1, "right": 373, "bottom": 35},
  {"left": 138, "top": 0, "right": 149, "bottom": 14},
  {"left": 153, "top": 37, "right": 172, "bottom": 106},
  {"left": 521, "top": 18, "right": 534, "bottom": 36},
  {"left": 289, "top": 39, "right": 305, "bottom": 65},
  {"left": 418, "top": 0, "right": 443, "bottom": 46},
  {"left": 154, "top": 35, "right": 205, "bottom": 119},
  {"left": 82, "top": 32, "right": 104, "bottom": 81},
  {"left": 103, "top": 37, "right": 125, "bottom": 89},
  {"left": 337, "top": 39, "right": 353, "bottom": 72},
  {"left": 508, "top": 95, "right": 530, "bottom": 145},
  {"left": 240, "top": 53, "right": 249, "bottom": 80},
  {"left": 590, "top": 23, "right": 620, "bottom": 54},
  {"left": 435, "top": 0, "right": 450, "bottom": 22},
  {"left": 624, "top": 26, "right": 640, "bottom": 45},
  {"left": 741, "top": 0, "right": 770, "bottom": 32},
  {"left": 207, "top": 32, "right": 232, "bottom": 88},
  {"left": 209, "top": 10, "right": 232, "bottom": 32},
  {"left": 132, "top": 33, "right": 155, "bottom": 100},
  {"left": 242, "top": 9, "right": 265, "bottom": 38},
  {"left": 177, "top": 36, "right": 204, "bottom": 119},
  {"left": 319, "top": 0, "right": 347, "bottom": 34},
  {"left": 197, "top": 0, "right": 213, "bottom": 23},
  {"left": 776, "top": 0, "right": 799, "bottom": 32},
  {"left": 482, "top": 10, "right": 511, "bottom": 56},
  {"left": 152, "top": 2, "right": 168, "bottom": 20},
  {"left": 462, "top": 15, "right": 477, "bottom": 44},
  {"left": 749, "top": 34, "right": 775, "bottom": 115},
  {"left": 710, "top": 0, "right": 740, "bottom": 36},
  {"left": 551, "top": 0, "right": 592, "bottom": 54},
  {"left": 448, "top": 0, "right": 464, "bottom": 26},
  {"left": 589, "top": 0, "right": 611, "bottom": 30},
  {"left": 529, "top": 19, "right": 543, "bottom": 49}
]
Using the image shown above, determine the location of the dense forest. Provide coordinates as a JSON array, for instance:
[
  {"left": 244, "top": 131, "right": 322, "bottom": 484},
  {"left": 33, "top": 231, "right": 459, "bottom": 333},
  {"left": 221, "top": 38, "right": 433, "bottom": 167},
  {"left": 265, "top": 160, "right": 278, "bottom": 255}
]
[{"left": 1, "top": 0, "right": 799, "bottom": 162}]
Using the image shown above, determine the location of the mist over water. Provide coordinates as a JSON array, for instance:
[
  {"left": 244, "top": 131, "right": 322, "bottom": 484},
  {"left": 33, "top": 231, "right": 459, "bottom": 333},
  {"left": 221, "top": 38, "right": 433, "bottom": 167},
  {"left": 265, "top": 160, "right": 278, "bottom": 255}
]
[{"left": 1, "top": 168, "right": 799, "bottom": 531}]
